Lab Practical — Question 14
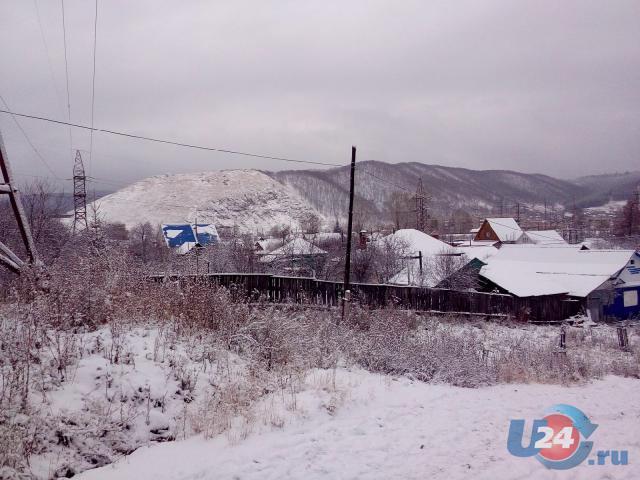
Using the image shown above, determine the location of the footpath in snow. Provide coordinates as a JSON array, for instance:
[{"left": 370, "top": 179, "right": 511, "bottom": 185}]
[{"left": 80, "top": 371, "right": 640, "bottom": 480}]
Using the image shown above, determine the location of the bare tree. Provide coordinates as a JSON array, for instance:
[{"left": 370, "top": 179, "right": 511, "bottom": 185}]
[
  {"left": 0, "top": 179, "right": 70, "bottom": 265},
  {"left": 130, "top": 222, "right": 155, "bottom": 263},
  {"left": 384, "top": 191, "right": 413, "bottom": 230},
  {"left": 614, "top": 192, "right": 640, "bottom": 237},
  {"left": 301, "top": 213, "right": 321, "bottom": 234},
  {"left": 269, "top": 224, "right": 291, "bottom": 244},
  {"left": 427, "top": 250, "right": 469, "bottom": 287}
]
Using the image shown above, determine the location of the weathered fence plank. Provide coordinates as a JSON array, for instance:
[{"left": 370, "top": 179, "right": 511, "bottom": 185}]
[{"left": 150, "top": 273, "right": 582, "bottom": 322}]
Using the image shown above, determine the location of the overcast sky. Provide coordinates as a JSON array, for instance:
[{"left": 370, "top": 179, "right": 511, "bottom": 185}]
[{"left": 1, "top": 0, "right": 639, "bottom": 190}]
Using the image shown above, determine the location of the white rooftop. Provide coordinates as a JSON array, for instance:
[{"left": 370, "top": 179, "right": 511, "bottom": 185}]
[
  {"left": 379, "top": 229, "right": 458, "bottom": 287},
  {"left": 479, "top": 245, "right": 634, "bottom": 297},
  {"left": 521, "top": 230, "right": 567, "bottom": 245},
  {"left": 259, "top": 238, "right": 327, "bottom": 262},
  {"left": 456, "top": 243, "right": 500, "bottom": 262},
  {"left": 378, "top": 229, "right": 454, "bottom": 257}
]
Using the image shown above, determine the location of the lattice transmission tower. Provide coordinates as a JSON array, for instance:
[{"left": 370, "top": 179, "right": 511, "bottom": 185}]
[{"left": 72, "top": 150, "right": 88, "bottom": 233}]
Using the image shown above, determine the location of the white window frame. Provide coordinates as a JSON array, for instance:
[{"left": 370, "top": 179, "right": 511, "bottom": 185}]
[{"left": 623, "top": 290, "right": 638, "bottom": 307}]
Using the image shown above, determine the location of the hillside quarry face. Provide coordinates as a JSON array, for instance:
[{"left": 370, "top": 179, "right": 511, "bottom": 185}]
[{"left": 91, "top": 169, "right": 322, "bottom": 233}]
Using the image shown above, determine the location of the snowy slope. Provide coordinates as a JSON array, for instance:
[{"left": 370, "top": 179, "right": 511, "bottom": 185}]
[
  {"left": 90, "top": 170, "right": 323, "bottom": 233},
  {"left": 80, "top": 371, "right": 640, "bottom": 480}
]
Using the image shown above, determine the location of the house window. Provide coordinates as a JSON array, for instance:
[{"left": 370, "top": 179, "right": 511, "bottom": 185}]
[
  {"left": 623, "top": 290, "right": 638, "bottom": 307},
  {"left": 631, "top": 259, "right": 635, "bottom": 265}
]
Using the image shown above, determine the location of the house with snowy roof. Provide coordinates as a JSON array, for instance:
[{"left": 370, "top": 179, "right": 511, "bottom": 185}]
[
  {"left": 378, "top": 229, "right": 461, "bottom": 286},
  {"left": 254, "top": 238, "right": 283, "bottom": 254},
  {"left": 475, "top": 245, "right": 639, "bottom": 321},
  {"left": 259, "top": 238, "right": 328, "bottom": 269},
  {"left": 517, "top": 230, "right": 568, "bottom": 246},
  {"left": 474, "top": 218, "right": 523, "bottom": 243},
  {"left": 161, "top": 223, "right": 219, "bottom": 254},
  {"left": 594, "top": 250, "right": 640, "bottom": 320}
]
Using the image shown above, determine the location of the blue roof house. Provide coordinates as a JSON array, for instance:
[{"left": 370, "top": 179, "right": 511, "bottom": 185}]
[{"left": 161, "top": 224, "right": 219, "bottom": 254}]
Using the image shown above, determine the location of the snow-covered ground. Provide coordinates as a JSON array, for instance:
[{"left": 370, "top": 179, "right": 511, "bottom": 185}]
[
  {"left": 6, "top": 318, "right": 638, "bottom": 479},
  {"left": 80, "top": 371, "right": 640, "bottom": 480}
]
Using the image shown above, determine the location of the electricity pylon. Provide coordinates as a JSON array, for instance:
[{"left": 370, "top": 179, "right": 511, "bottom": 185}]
[
  {"left": 72, "top": 150, "right": 88, "bottom": 233},
  {"left": 0, "top": 130, "right": 38, "bottom": 272}
]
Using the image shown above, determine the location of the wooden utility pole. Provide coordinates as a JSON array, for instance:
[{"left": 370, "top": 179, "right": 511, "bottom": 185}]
[
  {"left": 0, "top": 130, "right": 38, "bottom": 272},
  {"left": 341, "top": 146, "right": 356, "bottom": 322}
]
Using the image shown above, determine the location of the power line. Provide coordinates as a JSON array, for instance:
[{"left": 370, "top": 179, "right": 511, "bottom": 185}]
[
  {"left": 0, "top": 109, "right": 344, "bottom": 168},
  {"left": 89, "top": 0, "right": 99, "bottom": 175},
  {"left": 60, "top": 0, "right": 73, "bottom": 157},
  {"left": 0, "top": 95, "right": 61, "bottom": 179},
  {"left": 356, "top": 166, "right": 413, "bottom": 193},
  {"left": 32, "top": 0, "right": 66, "bottom": 117}
]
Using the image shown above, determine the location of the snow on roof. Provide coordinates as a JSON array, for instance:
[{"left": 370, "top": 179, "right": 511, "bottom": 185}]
[
  {"left": 484, "top": 218, "right": 523, "bottom": 242},
  {"left": 378, "top": 230, "right": 465, "bottom": 287},
  {"left": 304, "top": 232, "right": 343, "bottom": 242},
  {"left": 456, "top": 243, "right": 499, "bottom": 262},
  {"left": 259, "top": 238, "right": 327, "bottom": 262},
  {"left": 255, "top": 238, "right": 283, "bottom": 253},
  {"left": 379, "top": 230, "right": 459, "bottom": 287},
  {"left": 164, "top": 229, "right": 183, "bottom": 239},
  {"left": 161, "top": 223, "right": 219, "bottom": 254},
  {"left": 522, "top": 230, "right": 567, "bottom": 245},
  {"left": 378, "top": 229, "right": 454, "bottom": 257},
  {"left": 479, "top": 245, "right": 634, "bottom": 297}
]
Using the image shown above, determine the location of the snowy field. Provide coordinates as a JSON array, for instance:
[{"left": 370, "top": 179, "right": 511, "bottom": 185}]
[
  {"left": 80, "top": 371, "right": 639, "bottom": 480},
  {"left": 4, "top": 309, "right": 639, "bottom": 479}
]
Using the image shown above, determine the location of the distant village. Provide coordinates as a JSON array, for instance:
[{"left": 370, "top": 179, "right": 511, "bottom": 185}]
[{"left": 152, "top": 186, "right": 640, "bottom": 323}]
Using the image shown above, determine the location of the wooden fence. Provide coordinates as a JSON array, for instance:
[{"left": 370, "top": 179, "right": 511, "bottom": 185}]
[{"left": 151, "top": 273, "right": 584, "bottom": 322}]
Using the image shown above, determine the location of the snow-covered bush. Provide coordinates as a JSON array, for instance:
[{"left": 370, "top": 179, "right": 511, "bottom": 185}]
[{"left": 1, "top": 242, "right": 639, "bottom": 478}]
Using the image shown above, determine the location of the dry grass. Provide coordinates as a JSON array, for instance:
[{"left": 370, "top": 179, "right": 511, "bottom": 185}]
[{"left": 1, "top": 259, "right": 639, "bottom": 476}]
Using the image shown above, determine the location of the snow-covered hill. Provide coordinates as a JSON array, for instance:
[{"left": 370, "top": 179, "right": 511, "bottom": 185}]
[
  {"left": 90, "top": 170, "right": 322, "bottom": 233},
  {"left": 269, "top": 162, "right": 639, "bottom": 217},
  {"left": 270, "top": 161, "right": 586, "bottom": 218}
]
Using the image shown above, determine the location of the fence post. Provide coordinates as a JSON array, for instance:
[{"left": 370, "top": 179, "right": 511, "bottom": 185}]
[
  {"left": 617, "top": 325, "right": 629, "bottom": 351},
  {"left": 558, "top": 325, "right": 567, "bottom": 352}
]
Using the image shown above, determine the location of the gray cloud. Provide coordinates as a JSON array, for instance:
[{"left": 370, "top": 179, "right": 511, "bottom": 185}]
[{"left": 1, "top": 0, "right": 639, "bottom": 190}]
